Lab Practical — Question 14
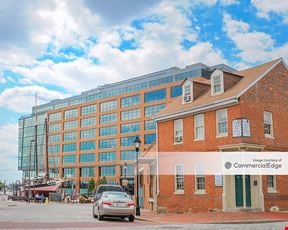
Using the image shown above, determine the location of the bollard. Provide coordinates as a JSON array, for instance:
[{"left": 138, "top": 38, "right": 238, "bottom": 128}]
[{"left": 45, "top": 197, "right": 49, "bottom": 204}]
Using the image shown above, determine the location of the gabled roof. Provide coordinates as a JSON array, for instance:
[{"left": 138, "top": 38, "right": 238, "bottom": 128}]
[
  {"left": 181, "top": 77, "right": 211, "bottom": 86},
  {"left": 156, "top": 58, "right": 286, "bottom": 121}
]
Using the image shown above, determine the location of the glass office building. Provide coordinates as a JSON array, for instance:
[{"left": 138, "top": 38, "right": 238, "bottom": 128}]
[{"left": 18, "top": 62, "right": 235, "bottom": 194}]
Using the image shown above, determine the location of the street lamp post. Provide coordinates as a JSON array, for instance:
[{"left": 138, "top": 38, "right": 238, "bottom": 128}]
[
  {"left": 124, "top": 162, "right": 127, "bottom": 180},
  {"left": 134, "top": 136, "right": 141, "bottom": 216}
]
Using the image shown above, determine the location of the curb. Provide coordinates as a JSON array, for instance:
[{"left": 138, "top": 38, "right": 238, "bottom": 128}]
[
  {"left": 135, "top": 216, "right": 164, "bottom": 223},
  {"left": 135, "top": 216, "right": 288, "bottom": 225},
  {"left": 207, "top": 219, "right": 288, "bottom": 225}
]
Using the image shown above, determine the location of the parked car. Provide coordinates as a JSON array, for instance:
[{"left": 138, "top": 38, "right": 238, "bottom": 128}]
[
  {"left": 92, "top": 191, "right": 135, "bottom": 221},
  {"left": 94, "top": 185, "right": 124, "bottom": 201}
]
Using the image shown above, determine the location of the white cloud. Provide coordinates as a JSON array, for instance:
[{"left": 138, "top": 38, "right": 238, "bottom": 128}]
[
  {"left": 0, "top": 86, "right": 68, "bottom": 113},
  {"left": 223, "top": 13, "right": 288, "bottom": 63},
  {"left": 6, "top": 0, "right": 226, "bottom": 94},
  {"left": 219, "top": 0, "right": 239, "bottom": 5},
  {"left": 0, "top": 123, "right": 21, "bottom": 183},
  {"left": 251, "top": 0, "right": 288, "bottom": 23}
]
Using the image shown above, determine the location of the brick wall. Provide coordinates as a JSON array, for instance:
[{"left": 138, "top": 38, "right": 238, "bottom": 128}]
[{"left": 156, "top": 61, "right": 288, "bottom": 212}]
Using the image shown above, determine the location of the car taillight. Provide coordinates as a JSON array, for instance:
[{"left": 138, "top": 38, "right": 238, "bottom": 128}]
[
  {"left": 102, "top": 201, "right": 112, "bottom": 206},
  {"left": 128, "top": 202, "right": 135, "bottom": 206}
]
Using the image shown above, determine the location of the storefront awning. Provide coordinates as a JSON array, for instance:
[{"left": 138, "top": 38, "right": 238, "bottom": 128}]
[{"left": 33, "top": 185, "right": 59, "bottom": 192}]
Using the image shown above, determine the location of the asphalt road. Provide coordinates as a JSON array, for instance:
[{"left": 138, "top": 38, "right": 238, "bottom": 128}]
[{"left": 0, "top": 201, "right": 287, "bottom": 229}]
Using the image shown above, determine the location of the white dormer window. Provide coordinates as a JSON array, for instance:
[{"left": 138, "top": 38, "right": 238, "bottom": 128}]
[
  {"left": 211, "top": 70, "right": 224, "bottom": 96},
  {"left": 182, "top": 81, "right": 192, "bottom": 103}
]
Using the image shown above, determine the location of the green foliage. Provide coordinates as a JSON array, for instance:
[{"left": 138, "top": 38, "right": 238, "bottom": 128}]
[
  {"left": 87, "top": 178, "right": 95, "bottom": 194},
  {"left": 95, "top": 176, "right": 107, "bottom": 189},
  {"left": 0, "top": 181, "right": 4, "bottom": 190}
]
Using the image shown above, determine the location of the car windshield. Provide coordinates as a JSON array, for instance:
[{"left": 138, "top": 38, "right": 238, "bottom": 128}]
[
  {"left": 103, "top": 192, "right": 128, "bottom": 198},
  {"left": 97, "top": 186, "right": 123, "bottom": 193}
]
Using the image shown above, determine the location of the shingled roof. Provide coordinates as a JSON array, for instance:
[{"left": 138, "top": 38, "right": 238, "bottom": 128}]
[{"left": 156, "top": 58, "right": 287, "bottom": 121}]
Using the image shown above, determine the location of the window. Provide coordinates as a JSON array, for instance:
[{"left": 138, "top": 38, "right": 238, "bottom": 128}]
[
  {"left": 64, "top": 120, "right": 78, "bottom": 130},
  {"left": 144, "top": 89, "right": 166, "bottom": 103},
  {"left": 216, "top": 109, "right": 228, "bottom": 137},
  {"left": 121, "top": 95, "right": 140, "bottom": 108},
  {"left": 80, "top": 167, "right": 95, "bottom": 177},
  {"left": 174, "top": 119, "right": 183, "bottom": 143},
  {"left": 49, "top": 112, "right": 62, "bottom": 121},
  {"left": 80, "top": 153, "right": 96, "bottom": 163},
  {"left": 121, "top": 122, "right": 140, "bottom": 134},
  {"left": 144, "top": 120, "right": 156, "bottom": 131},
  {"left": 121, "top": 136, "right": 138, "bottom": 147},
  {"left": 171, "top": 85, "right": 182, "bottom": 98},
  {"left": 195, "top": 163, "right": 205, "bottom": 194},
  {"left": 120, "top": 150, "right": 137, "bottom": 160},
  {"left": 99, "top": 151, "right": 116, "bottom": 162},
  {"left": 63, "top": 155, "right": 76, "bottom": 164},
  {"left": 144, "top": 133, "right": 156, "bottom": 144},
  {"left": 100, "top": 166, "right": 116, "bottom": 177},
  {"left": 100, "top": 100, "right": 117, "bottom": 112},
  {"left": 100, "top": 113, "right": 117, "bottom": 124},
  {"left": 48, "top": 156, "right": 59, "bottom": 166},
  {"left": 63, "top": 131, "right": 77, "bottom": 141},
  {"left": 267, "top": 175, "right": 277, "bottom": 192},
  {"left": 81, "top": 117, "right": 96, "bottom": 127},
  {"left": 175, "top": 164, "right": 184, "bottom": 192},
  {"left": 48, "top": 145, "right": 60, "bottom": 154},
  {"left": 144, "top": 104, "right": 165, "bottom": 117},
  {"left": 264, "top": 111, "right": 273, "bottom": 137},
  {"left": 80, "top": 129, "right": 96, "bottom": 139},
  {"left": 63, "top": 168, "right": 76, "bottom": 178},
  {"left": 63, "top": 143, "right": 77, "bottom": 153},
  {"left": 182, "top": 81, "right": 192, "bottom": 103},
  {"left": 48, "top": 123, "right": 61, "bottom": 133},
  {"left": 48, "top": 134, "right": 61, "bottom": 144},
  {"left": 121, "top": 109, "right": 141, "bottom": 121},
  {"left": 81, "top": 104, "right": 96, "bottom": 115},
  {"left": 99, "top": 139, "right": 116, "bottom": 149},
  {"left": 80, "top": 180, "right": 88, "bottom": 195},
  {"left": 211, "top": 70, "right": 224, "bottom": 95},
  {"left": 194, "top": 114, "right": 204, "bottom": 140},
  {"left": 99, "top": 126, "right": 117, "bottom": 136},
  {"left": 64, "top": 109, "right": 78, "bottom": 119},
  {"left": 80, "top": 141, "right": 96, "bottom": 151}
]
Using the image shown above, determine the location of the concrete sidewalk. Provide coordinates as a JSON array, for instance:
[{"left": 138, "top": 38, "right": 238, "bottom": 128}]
[{"left": 135, "top": 209, "right": 288, "bottom": 224}]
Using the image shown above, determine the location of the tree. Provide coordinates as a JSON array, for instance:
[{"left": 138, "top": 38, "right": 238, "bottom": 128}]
[
  {"left": 95, "top": 176, "right": 108, "bottom": 189},
  {"left": 0, "top": 181, "right": 3, "bottom": 191},
  {"left": 87, "top": 178, "right": 95, "bottom": 195}
]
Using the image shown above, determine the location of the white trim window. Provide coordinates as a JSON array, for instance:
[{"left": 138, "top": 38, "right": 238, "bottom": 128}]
[
  {"left": 195, "top": 163, "right": 205, "bottom": 194},
  {"left": 182, "top": 81, "right": 192, "bottom": 103},
  {"left": 264, "top": 111, "right": 274, "bottom": 138},
  {"left": 216, "top": 109, "right": 228, "bottom": 137},
  {"left": 175, "top": 164, "right": 184, "bottom": 193},
  {"left": 194, "top": 114, "right": 204, "bottom": 140},
  {"left": 267, "top": 175, "right": 277, "bottom": 193},
  {"left": 174, "top": 119, "right": 183, "bottom": 143},
  {"left": 211, "top": 70, "right": 224, "bottom": 95}
]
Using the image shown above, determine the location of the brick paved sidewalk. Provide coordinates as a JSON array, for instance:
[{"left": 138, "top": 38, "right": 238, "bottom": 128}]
[{"left": 136, "top": 209, "right": 288, "bottom": 224}]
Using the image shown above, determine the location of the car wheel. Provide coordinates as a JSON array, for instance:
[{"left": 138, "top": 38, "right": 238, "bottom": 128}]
[
  {"left": 92, "top": 207, "right": 97, "bottom": 218},
  {"left": 98, "top": 209, "right": 103, "bottom": 221},
  {"left": 128, "top": 215, "right": 134, "bottom": 222}
]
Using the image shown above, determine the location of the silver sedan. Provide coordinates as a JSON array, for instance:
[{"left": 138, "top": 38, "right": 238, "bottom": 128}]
[{"left": 92, "top": 192, "right": 135, "bottom": 222}]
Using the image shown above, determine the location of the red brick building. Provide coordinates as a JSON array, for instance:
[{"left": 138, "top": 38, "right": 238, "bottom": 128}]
[{"left": 141, "top": 58, "right": 288, "bottom": 213}]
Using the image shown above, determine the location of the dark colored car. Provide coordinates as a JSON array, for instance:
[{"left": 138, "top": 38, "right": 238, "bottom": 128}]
[{"left": 94, "top": 185, "right": 124, "bottom": 201}]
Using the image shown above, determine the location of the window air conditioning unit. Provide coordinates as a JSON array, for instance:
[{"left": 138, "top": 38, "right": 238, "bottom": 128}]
[
  {"left": 184, "top": 95, "right": 191, "bottom": 102},
  {"left": 175, "top": 136, "right": 183, "bottom": 143}
]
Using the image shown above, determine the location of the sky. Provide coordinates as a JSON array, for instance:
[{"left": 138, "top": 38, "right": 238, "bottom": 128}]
[{"left": 0, "top": 0, "right": 287, "bottom": 184}]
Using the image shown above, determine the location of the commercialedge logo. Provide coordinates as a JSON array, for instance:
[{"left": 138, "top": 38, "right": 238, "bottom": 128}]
[{"left": 233, "top": 162, "right": 282, "bottom": 169}]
